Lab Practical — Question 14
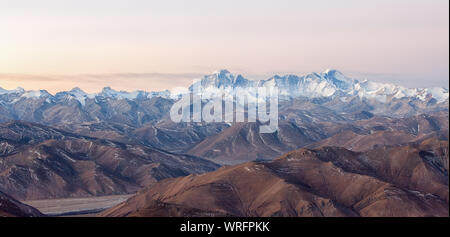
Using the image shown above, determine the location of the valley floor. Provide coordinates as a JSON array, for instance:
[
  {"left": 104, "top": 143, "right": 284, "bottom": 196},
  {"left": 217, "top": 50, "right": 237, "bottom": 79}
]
[{"left": 22, "top": 194, "right": 134, "bottom": 216}]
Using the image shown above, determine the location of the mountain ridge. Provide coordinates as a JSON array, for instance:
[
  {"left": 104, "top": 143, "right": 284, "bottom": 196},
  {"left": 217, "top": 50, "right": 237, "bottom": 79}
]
[
  {"left": 101, "top": 138, "right": 449, "bottom": 217},
  {"left": 1, "top": 69, "right": 448, "bottom": 104}
]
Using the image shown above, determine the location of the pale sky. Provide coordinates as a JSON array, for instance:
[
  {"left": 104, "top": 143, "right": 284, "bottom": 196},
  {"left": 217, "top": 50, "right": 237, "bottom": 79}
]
[{"left": 0, "top": 0, "right": 448, "bottom": 93}]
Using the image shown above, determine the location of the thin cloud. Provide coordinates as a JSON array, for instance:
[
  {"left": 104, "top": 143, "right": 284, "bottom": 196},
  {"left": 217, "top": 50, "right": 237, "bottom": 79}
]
[{"left": 0, "top": 72, "right": 205, "bottom": 93}]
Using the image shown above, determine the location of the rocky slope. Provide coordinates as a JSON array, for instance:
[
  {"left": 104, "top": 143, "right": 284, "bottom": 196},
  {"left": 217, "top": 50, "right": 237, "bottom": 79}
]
[
  {"left": 0, "top": 121, "right": 219, "bottom": 200},
  {"left": 188, "top": 121, "right": 328, "bottom": 164},
  {"left": 308, "top": 111, "right": 449, "bottom": 151},
  {"left": 102, "top": 139, "right": 449, "bottom": 217},
  {"left": 0, "top": 190, "right": 43, "bottom": 217},
  {"left": 188, "top": 111, "right": 448, "bottom": 164}
]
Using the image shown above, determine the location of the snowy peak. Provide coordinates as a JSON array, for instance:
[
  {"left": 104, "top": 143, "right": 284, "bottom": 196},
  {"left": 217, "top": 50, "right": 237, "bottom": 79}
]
[
  {"left": 0, "top": 69, "right": 448, "bottom": 104},
  {"left": 21, "top": 90, "right": 52, "bottom": 99},
  {"left": 99, "top": 87, "right": 142, "bottom": 100},
  {"left": 233, "top": 75, "right": 252, "bottom": 87},
  {"left": 100, "top": 86, "right": 118, "bottom": 96},
  {"left": 194, "top": 69, "right": 448, "bottom": 103},
  {"left": 322, "top": 69, "right": 356, "bottom": 90},
  {"left": 55, "top": 87, "right": 95, "bottom": 106},
  {"left": 199, "top": 69, "right": 237, "bottom": 88},
  {"left": 0, "top": 87, "right": 25, "bottom": 95},
  {"left": 213, "top": 69, "right": 231, "bottom": 76},
  {"left": 69, "top": 87, "right": 86, "bottom": 94}
]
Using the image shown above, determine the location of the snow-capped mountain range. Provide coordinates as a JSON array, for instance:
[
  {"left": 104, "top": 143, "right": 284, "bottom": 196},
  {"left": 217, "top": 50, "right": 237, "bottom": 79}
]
[
  {"left": 194, "top": 69, "right": 449, "bottom": 103},
  {"left": 0, "top": 69, "right": 448, "bottom": 105}
]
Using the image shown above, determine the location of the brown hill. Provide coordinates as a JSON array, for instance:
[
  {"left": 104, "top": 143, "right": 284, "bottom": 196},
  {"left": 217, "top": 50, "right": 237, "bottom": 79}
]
[
  {"left": 188, "top": 112, "right": 448, "bottom": 164},
  {"left": 0, "top": 121, "right": 219, "bottom": 200},
  {"left": 0, "top": 190, "right": 43, "bottom": 217},
  {"left": 308, "top": 112, "right": 449, "bottom": 151},
  {"left": 102, "top": 139, "right": 449, "bottom": 217},
  {"left": 187, "top": 121, "right": 334, "bottom": 164},
  {"left": 308, "top": 130, "right": 418, "bottom": 151}
]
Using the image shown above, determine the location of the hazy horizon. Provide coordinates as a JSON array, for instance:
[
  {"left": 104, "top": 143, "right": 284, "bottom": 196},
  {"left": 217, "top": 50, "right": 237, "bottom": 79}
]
[
  {"left": 0, "top": 69, "right": 448, "bottom": 94},
  {"left": 1, "top": 0, "right": 448, "bottom": 92}
]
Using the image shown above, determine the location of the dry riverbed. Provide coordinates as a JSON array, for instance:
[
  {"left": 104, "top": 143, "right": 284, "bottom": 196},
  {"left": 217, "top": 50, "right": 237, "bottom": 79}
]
[{"left": 23, "top": 194, "right": 134, "bottom": 216}]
